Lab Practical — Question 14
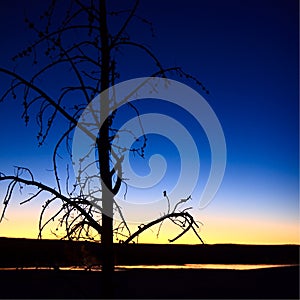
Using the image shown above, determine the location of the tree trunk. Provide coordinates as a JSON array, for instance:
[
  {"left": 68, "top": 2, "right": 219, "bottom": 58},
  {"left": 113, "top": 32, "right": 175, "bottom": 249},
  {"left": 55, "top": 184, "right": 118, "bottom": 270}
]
[{"left": 99, "top": 0, "right": 114, "bottom": 298}]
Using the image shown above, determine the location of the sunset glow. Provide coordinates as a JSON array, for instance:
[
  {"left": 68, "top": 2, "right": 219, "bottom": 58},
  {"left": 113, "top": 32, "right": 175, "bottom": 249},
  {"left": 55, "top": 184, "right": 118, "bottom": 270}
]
[{"left": 0, "top": 0, "right": 298, "bottom": 246}]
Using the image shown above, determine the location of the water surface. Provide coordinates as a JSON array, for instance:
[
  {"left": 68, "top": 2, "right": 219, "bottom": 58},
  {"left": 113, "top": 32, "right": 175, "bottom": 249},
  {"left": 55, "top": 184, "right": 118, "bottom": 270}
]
[{"left": 0, "top": 263, "right": 298, "bottom": 271}]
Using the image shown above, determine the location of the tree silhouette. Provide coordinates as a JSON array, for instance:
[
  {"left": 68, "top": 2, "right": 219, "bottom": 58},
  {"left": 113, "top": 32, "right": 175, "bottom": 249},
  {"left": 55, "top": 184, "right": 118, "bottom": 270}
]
[{"left": 0, "top": 0, "right": 205, "bottom": 297}]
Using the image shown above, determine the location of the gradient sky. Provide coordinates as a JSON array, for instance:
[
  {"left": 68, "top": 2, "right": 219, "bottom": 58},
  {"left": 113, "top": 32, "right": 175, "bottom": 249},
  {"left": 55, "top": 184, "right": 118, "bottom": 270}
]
[{"left": 0, "top": 0, "right": 298, "bottom": 244}]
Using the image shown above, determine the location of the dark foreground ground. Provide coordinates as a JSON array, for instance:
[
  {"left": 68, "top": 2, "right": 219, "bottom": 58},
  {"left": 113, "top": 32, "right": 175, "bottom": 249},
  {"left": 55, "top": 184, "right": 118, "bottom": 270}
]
[{"left": 0, "top": 266, "right": 298, "bottom": 299}]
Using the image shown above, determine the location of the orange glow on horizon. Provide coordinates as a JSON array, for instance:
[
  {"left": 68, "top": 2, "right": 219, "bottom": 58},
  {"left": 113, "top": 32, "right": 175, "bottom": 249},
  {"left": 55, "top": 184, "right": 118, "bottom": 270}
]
[{"left": 0, "top": 204, "right": 299, "bottom": 245}]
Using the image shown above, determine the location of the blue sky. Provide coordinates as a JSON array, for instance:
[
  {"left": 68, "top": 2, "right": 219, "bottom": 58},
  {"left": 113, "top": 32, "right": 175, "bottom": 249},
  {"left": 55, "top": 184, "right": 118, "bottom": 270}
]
[{"left": 0, "top": 0, "right": 298, "bottom": 243}]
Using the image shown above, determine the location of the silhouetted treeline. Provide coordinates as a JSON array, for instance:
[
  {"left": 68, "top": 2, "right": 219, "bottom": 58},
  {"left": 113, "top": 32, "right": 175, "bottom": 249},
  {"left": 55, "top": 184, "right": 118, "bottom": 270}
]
[{"left": 0, "top": 237, "right": 298, "bottom": 268}]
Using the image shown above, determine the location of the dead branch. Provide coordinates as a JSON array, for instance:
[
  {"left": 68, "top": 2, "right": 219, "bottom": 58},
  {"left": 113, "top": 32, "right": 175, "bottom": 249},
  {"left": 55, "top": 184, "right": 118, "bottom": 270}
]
[
  {"left": 124, "top": 211, "right": 204, "bottom": 244},
  {"left": 0, "top": 173, "right": 102, "bottom": 234}
]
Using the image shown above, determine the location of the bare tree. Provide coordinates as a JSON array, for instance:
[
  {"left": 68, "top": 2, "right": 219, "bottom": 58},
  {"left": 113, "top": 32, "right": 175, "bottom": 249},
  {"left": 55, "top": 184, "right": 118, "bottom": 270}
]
[{"left": 0, "top": 0, "right": 205, "bottom": 297}]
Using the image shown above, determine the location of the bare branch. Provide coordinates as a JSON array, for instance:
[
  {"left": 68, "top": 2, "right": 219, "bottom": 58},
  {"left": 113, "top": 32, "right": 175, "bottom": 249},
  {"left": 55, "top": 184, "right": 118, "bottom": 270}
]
[
  {"left": 0, "top": 174, "right": 102, "bottom": 234},
  {"left": 111, "top": 0, "right": 140, "bottom": 47},
  {"left": 124, "top": 211, "right": 204, "bottom": 244}
]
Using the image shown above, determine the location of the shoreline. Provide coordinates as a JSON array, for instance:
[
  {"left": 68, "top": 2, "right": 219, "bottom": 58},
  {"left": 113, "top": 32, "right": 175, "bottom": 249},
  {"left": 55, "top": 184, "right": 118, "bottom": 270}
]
[{"left": 0, "top": 238, "right": 299, "bottom": 267}]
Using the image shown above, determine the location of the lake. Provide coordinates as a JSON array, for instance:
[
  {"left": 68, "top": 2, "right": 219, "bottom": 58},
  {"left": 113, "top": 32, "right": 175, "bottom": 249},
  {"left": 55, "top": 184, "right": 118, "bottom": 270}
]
[{"left": 2, "top": 263, "right": 297, "bottom": 271}]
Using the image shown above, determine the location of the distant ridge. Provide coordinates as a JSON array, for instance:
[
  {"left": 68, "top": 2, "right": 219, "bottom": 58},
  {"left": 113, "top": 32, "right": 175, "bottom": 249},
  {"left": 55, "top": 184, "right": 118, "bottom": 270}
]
[{"left": 0, "top": 237, "right": 299, "bottom": 267}]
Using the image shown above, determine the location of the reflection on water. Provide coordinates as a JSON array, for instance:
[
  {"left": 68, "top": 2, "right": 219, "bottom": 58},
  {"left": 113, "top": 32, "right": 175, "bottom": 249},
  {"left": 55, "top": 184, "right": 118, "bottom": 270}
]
[
  {"left": 1, "top": 264, "right": 298, "bottom": 271},
  {"left": 116, "top": 264, "right": 299, "bottom": 270}
]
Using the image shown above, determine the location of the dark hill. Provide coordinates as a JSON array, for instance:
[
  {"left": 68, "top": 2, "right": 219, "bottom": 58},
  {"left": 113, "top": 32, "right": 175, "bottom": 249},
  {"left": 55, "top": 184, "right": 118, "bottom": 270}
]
[{"left": 0, "top": 237, "right": 298, "bottom": 268}]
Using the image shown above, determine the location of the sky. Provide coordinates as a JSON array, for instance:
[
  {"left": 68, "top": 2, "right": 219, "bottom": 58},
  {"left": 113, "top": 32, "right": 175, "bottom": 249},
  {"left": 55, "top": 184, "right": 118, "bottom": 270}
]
[{"left": 0, "top": 0, "right": 298, "bottom": 244}]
